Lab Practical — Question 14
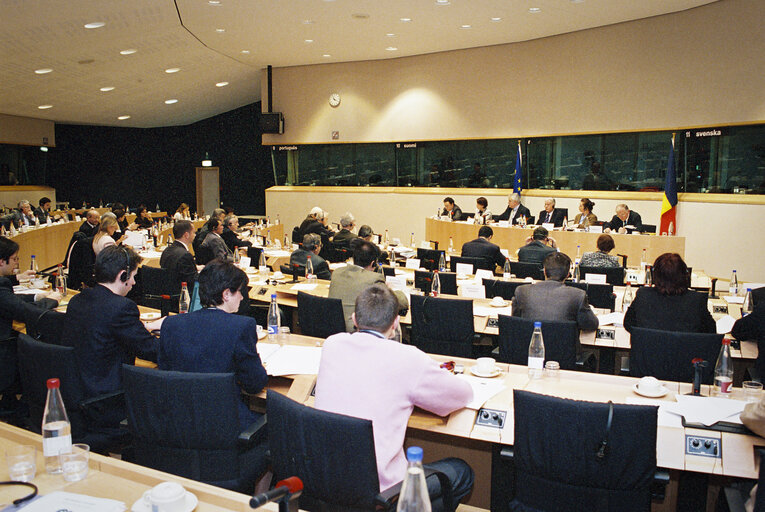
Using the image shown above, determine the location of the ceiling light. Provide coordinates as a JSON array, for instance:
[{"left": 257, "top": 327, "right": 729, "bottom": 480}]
[
  {"left": 38, "top": 105, "right": 53, "bottom": 109},
  {"left": 303, "top": 19, "right": 314, "bottom": 24},
  {"left": 120, "top": 49, "right": 137, "bottom": 55},
  {"left": 117, "top": 115, "right": 131, "bottom": 120},
  {"left": 34, "top": 68, "right": 53, "bottom": 74},
  {"left": 215, "top": 28, "right": 225, "bottom": 33},
  {"left": 570, "top": 0, "right": 584, "bottom": 3},
  {"left": 491, "top": 17, "right": 502, "bottom": 22},
  {"left": 460, "top": 24, "right": 472, "bottom": 29},
  {"left": 40, "top": 146, "right": 48, "bottom": 152},
  {"left": 215, "top": 81, "right": 229, "bottom": 87},
  {"left": 352, "top": 13, "right": 369, "bottom": 19},
  {"left": 165, "top": 99, "right": 178, "bottom": 104},
  {"left": 436, "top": 0, "right": 450, "bottom": 5},
  {"left": 386, "top": 33, "right": 395, "bottom": 37},
  {"left": 305, "top": 39, "right": 314, "bottom": 43},
  {"left": 99, "top": 86, "right": 115, "bottom": 92},
  {"left": 208, "top": 0, "right": 221, "bottom": 4},
  {"left": 385, "top": 47, "right": 398, "bottom": 51},
  {"left": 528, "top": 7, "right": 541, "bottom": 13},
  {"left": 322, "top": 54, "right": 331, "bottom": 58},
  {"left": 241, "top": 50, "right": 250, "bottom": 54},
  {"left": 84, "top": 22, "right": 105, "bottom": 29},
  {"left": 165, "top": 68, "right": 180, "bottom": 73},
  {"left": 400, "top": 17, "right": 411, "bottom": 22}
]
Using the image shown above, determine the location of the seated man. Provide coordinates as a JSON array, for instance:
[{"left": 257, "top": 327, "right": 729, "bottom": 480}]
[
  {"left": 79, "top": 209, "right": 100, "bottom": 238},
  {"left": 517, "top": 227, "right": 558, "bottom": 265},
  {"left": 221, "top": 215, "right": 252, "bottom": 253},
  {"left": 497, "top": 192, "right": 531, "bottom": 225},
  {"left": 441, "top": 197, "right": 463, "bottom": 221},
  {"left": 33, "top": 197, "right": 59, "bottom": 224},
  {"left": 158, "top": 260, "right": 267, "bottom": 430},
  {"left": 332, "top": 212, "right": 357, "bottom": 248},
  {"left": 351, "top": 225, "right": 389, "bottom": 264},
  {"left": 315, "top": 284, "right": 474, "bottom": 508},
  {"left": 160, "top": 220, "right": 199, "bottom": 289},
  {"left": 201, "top": 218, "right": 234, "bottom": 262},
  {"left": 11, "top": 200, "right": 37, "bottom": 229},
  {"left": 192, "top": 208, "right": 225, "bottom": 255},
  {"left": 461, "top": 226, "right": 506, "bottom": 271},
  {"left": 298, "top": 206, "right": 324, "bottom": 239},
  {"left": 512, "top": 252, "right": 598, "bottom": 331},
  {"left": 329, "top": 241, "right": 408, "bottom": 331},
  {"left": 62, "top": 245, "right": 163, "bottom": 427},
  {"left": 604, "top": 203, "right": 643, "bottom": 233},
  {"left": 536, "top": 198, "right": 566, "bottom": 227},
  {"left": 289, "top": 234, "right": 331, "bottom": 280}
]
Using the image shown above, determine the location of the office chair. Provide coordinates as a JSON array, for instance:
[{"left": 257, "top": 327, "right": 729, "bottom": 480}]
[
  {"left": 450, "top": 255, "right": 488, "bottom": 274},
  {"left": 297, "top": 291, "right": 346, "bottom": 338},
  {"left": 586, "top": 283, "right": 616, "bottom": 311},
  {"left": 25, "top": 309, "right": 66, "bottom": 345},
  {"left": 497, "top": 315, "right": 593, "bottom": 371},
  {"left": 416, "top": 248, "right": 446, "bottom": 271},
  {"left": 67, "top": 236, "right": 96, "bottom": 290},
  {"left": 483, "top": 279, "right": 524, "bottom": 300},
  {"left": 247, "top": 246, "right": 264, "bottom": 266},
  {"left": 579, "top": 266, "right": 625, "bottom": 286},
  {"left": 138, "top": 266, "right": 181, "bottom": 313},
  {"left": 409, "top": 294, "right": 476, "bottom": 358},
  {"left": 629, "top": 327, "right": 722, "bottom": 384},
  {"left": 414, "top": 270, "right": 458, "bottom": 296},
  {"left": 509, "top": 261, "right": 544, "bottom": 281}
]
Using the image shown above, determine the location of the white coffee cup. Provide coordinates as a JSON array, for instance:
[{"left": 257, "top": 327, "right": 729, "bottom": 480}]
[
  {"left": 475, "top": 357, "right": 496, "bottom": 374},
  {"left": 638, "top": 376, "right": 662, "bottom": 395},
  {"left": 491, "top": 296, "right": 505, "bottom": 306},
  {"left": 142, "top": 482, "right": 187, "bottom": 512}
]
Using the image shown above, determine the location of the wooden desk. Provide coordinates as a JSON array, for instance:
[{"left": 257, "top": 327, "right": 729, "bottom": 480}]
[
  {"left": 0, "top": 422, "right": 280, "bottom": 511},
  {"left": 8, "top": 222, "right": 80, "bottom": 270}
]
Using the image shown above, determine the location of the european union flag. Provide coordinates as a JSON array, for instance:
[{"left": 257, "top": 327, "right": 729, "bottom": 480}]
[{"left": 514, "top": 141, "right": 523, "bottom": 195}]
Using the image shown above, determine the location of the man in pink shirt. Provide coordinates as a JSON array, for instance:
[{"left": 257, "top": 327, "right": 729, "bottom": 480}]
[{"left": 315, "top": 284, "right": 474, "bottom": 509}]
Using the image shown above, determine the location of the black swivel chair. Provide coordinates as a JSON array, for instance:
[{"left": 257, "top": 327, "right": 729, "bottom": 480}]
[
  {"left": 495, "top": 390, "right": 660, "bottom": 512},
  {"left": 122, "top": 365, "right": 267, "bottom": 493},
  {"left": 410, "top": 294, "right": 476, "bottom": 358},
  {"left": 247, "top": 246, "right": 264, "bottom": 267},
  {"left": 281, "top": 263, "right": 306, "bottom": 278},
  {"left": 139, "top": 266, "right": 180, "bottom": 313},
  {"left": 629, "top": 327, "right": 722, "bottom": 384},
  {"left": 414, "top": 271, "right": 458, "bottom": 296},
  {"left": 509, "top": 261, "right": 544, "bottom": 281},
  {"left": 483, "top": 279, "right": 524, "bottom": 300},
  {"left": 572, "top": 282, "right": 616, "bottom": 311},
  {"left": 416, "top": 248, "right": 446, "bottom": 271},
  {"left": 449, "top": 256, "right": 488, "bottom": 273},
  {"left": 67, "top": 236, "right": 96, "bottom": 290},
  {"left": 194, "top": 244, "right": 215, "bottom": 266},
  {"left": 497, "top": 316, "right": 595, "bottom": 371},
  {"left": 297, "top": 291, "right": 347, "bottom": 338},
  {"left": 579, "top": 266, "right": 625, "bottom": 286},
  {"left": 25, "top": 309, "right": 66, "bottom": 345}
]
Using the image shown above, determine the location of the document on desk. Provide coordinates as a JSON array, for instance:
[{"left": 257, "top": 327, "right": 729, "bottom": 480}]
[
  {"left": 625, "top": 397, "right": 683, "bottom": 428},
  {"left": 456, "top": 374, "right": 507, "bottom": 409},
  {"left": 291, "top": 283, "right": 318, "bottom": 291},
  {"left": 264, "top": 249, "right": 291, "bottom": 258},
  {"left": 256, "top": 342, "right": 281, "bottom": 361},
  {"left": 123, "top": 230, "right": 145, "bottom": 248},
  {"left": 716, "top": 315, "right": 736, "bottom": 334},
  {"left": 723, "top": 295, "right": 745, "bottom": 304},
  {"left": 261, "top": 345, "right": 323, "bottom": 376},
  {"left": 473, "top": 304, "right": 512, "bottom": 317},
  {"left": 597, "top": 312, "right": 625, "bottom": 327},
  {"left": 2, "top": 492, "right": 126, "bottom": 512},
  {"left": 663, "top": 395, "right": 747, "bottom": 426},
  {"left": 12, "top": 286, "right": 39, "bottom": 295}
]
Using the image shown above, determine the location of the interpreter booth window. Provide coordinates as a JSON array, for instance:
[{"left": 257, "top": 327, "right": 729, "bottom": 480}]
[
  {"left": 0, "top": 143, "right": 50, "bottom": 186},
  {"left": 278, "top": 143, "right": 395, "bottom": 186}
]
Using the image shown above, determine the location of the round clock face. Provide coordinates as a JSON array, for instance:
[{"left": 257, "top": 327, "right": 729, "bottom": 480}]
[{"left": 329, "top": 93, "right": 341, "bottom": 107}]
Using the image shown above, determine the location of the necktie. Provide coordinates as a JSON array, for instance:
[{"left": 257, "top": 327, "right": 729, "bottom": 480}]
[{"left": 546, "top": 212, "right": 551, "bottom": 223}]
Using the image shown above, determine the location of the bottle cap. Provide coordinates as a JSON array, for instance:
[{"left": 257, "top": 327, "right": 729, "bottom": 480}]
[
  {"left": 406, "top": 446, "right": 423, "bottom": 462},
  {"left": 722, "top": 339, "right": 731, "bottom": 345},
  {"left": 271, "top": 294, "right": 277, "bottom": 299},
  {"left": 46, "top": 378, "right": 60, "bottom": 389},
  {"left": 747, "top": 288, "right": 752, "bottom": 292},
  {"left": 534, "top": 321, "right": 541, "bottom": 328},
  {"left": 181, "top": 282, "right": 187, "bottom": 286}
]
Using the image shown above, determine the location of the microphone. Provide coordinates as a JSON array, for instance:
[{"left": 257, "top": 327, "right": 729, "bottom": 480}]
[{"left": 250, "top": 477, "right": 303, "bottom": 509}]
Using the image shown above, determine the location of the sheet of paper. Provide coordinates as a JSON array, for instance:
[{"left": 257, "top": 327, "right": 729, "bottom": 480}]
[
  {"left": 455, "top": 263, "right": 473, "bottom": 277},
  {"left": 716, "top": 315, "right": 736, "bottom": 334},
  {"left": 263, "top": 249, "right": 291, "bottom": 258},
  {"left": 460, "top": 283, "right": 486, "bottom": 299},
  {"left": 475, "top": 269, "right": 494, "bottom": 281},
  {"left": 542, "top": 222, "right": 555, "bottom": 231},
  {"left": 474, "top": 304, "right": 512, "bottom": 317},
  {"left": 239, "top": 256, "right": 251, "bottom": 268},
  {"left": 13, "top": 286, "right": 40, "bottom": 295},
  {"left": 597, "top": 312, "right": 625, "bottom": 326},
  {"left": 386, "top": 276, "right": 407, "bottom": 291},
  {"left": 405, "top": 258, "right": 421, "bottom": 269},
  {"left": 663, "top": 395, "right": 747, "bottom": 426},
  {"left": 139, "top": 250, "right": 164, "bottom": 259},
  {"left": 498, "top": 221, "right": 510, "bottom": 228},
  {"left": 585, "top": 273, "right": 607, "bottom": 284},
  {"left": 8, "top": 492, "right": 126, "bottom": 512},
  {"left": 625, "top": 397, "right": 684, "bottom": 428},
  {"left": 291, "top": 283, "right": 318, "bottom": 291},
  {"left": 329, "top": 262, "right": 347, "bottom": 270},
  {"left": 723, "top": 295, "right": 745, "bottom": 304},
  {"left": 263, "top": 345, "right": 323, "bottom": 376},
  {"left": 744, "top": 282, "right": 765, "bottom": 292},
  {"left": 456, "top": 374, "right": 507, "bottom": 409},
  {"left": 256, "top": 342, "right": 281, "bottom": 361},
  {"left": 123, "top": 230, "right": 145, "bottom": 248}
]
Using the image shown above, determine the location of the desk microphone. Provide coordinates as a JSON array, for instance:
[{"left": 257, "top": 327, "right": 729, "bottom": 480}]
[
  {"left": 250, "top": 476, "right": 303, "bottom": 510},
  {"left": 689, "top": 358, "right": 707, "bottom": 396}
]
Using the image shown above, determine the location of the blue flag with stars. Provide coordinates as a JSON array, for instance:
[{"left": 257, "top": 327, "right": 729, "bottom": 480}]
[{"left": 513, "top": 141, "right": 523, "bottom": 194}]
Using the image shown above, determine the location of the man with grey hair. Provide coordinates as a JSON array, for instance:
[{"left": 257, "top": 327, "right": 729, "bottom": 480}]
[
  {"left": 221, "top": 214, "right": 252, "bottom": 253},
  {"left": 332, "top": 212, "right": 357, "bottom": 248},
  {"left": 9, "top": 200, "right": 37, "bottom": 229},
  {"left": 497, "top": 192, "right": 531, "bottom": 225},
  {"left": 536, "top": 198, "right": 566, "bottom": 227},
  {"left": 604, "top": 203, "right": 643, "bottom": 234},
  {"left": 78, "top": 208, "right": 101, "bottom": 238},
  {"left": 289, "top": 233, "right": 331, "bottom": 280}
]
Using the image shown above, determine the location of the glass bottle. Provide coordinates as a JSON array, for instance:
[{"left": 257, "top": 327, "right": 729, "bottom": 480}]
[
  {"left": 306, "top": 257, "right": 315, "bottom": 280},
  {"left": 259, "top": 251, "right": 268, "bottom": 279},
  {"left": 742, "top": 288, "right": 753, "bottom": 316},
  {"left": 30, "top": 254, "right": 38, "bottom": 274},
  {"left": 448, "top": 237, "right": 454, "bottom": 253},
  {"left": 622, "top": 283, "right": 634, "bottom": 311},
  {"left": 573, "top": 262, "right": 580, "bottom": 283},
  {"left": 233, "top": 245, "right": 241, "bottom": 264},
  {"left": 644, "top": 265, "right": 652, "bottom": 287},
  {"left": 641, "top": 249, "right": 647, "bottom": 270},
  {"left": 179, "top": 282, "right": 190, "bottom": 313},
  {"left": 528, "top": 322, "right": 545, "bottom": 379},
  {"left": 396, "top": 446, "right": 431, "bottom": 512},
  {"left": 438, "top": 253, "right": 446, "bottom": 272},
  {"left": 431, "top": 271, "right": 440, "bottom": 297},
  {"left": 729, "top": 270, "right": 739, "bottom": 296},
  {"left": 42, "top": 378, "right": 71, "bottom": 474},
  {"left": 575, "top": 244, "right": 581, "bottom": 264},
  {"left": 503, "top": 258, "right": 512, "bottom": 281},
  {"left": 713, "top": 339, "right": 733, "bottom": 397},
  {"left": 267, "top": 294, "right": 280, "bottom": 341},
  {"left": 410, "top": 232, "right": 415, "bottom": 249}
]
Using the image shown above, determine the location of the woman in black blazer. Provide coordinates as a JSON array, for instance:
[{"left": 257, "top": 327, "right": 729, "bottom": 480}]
[{"left": 624, "top": 253, "right": 715, "bottom": 333}]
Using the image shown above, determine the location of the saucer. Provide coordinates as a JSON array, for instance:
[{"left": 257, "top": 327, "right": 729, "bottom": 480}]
[
  {"left": 256, "top": 329, "right": 267, "bottom": 340},
  {"left": 489, "top": 300, "right": 507, "bottom": 308},
  {"left": 468, "top": 366, "right": 502, "bottom": 378},
  {"left": 632, "top": 383, "right": 668, "bottom": 398},
  {"left": 140, "top": 312, "right": 161, "bottom": 321},
  {"left": 131, "top": 491, "right": 198, "bottom": 512}
]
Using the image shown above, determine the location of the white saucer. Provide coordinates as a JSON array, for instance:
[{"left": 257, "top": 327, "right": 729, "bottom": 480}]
[
  {"left": 140, "top": 312, "right": 161, "bottom": 321},
  {"left": 489, "top": 300, "right": 507, "bottom": 308},
  {"left": 632, "top": 383, "right": 668, "bottom": 398},
  {"left": 468, "top": 366, "right": 502, "bottom": 378},
  {"left": 131, "top": 491, "right": 198, "bottom": 512},
  {"left": 257, "top": 329, "right": 267, "bottom": 340}
]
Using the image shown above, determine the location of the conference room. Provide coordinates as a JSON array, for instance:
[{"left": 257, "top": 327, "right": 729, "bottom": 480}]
[{"left": 2, "top": 1, "right": 765, "bottom": 511}]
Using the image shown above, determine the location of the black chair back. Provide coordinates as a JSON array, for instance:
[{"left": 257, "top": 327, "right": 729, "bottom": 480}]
[
  {"left": 449, "top": 256, "right": 488, "bottom": 273},
  {"left": 25, "top": 309, "right": 66, "bottom": 345},
  {"left": 641, "top": 224, "right": 657, "bottom": 234},
  {"left": 67, "top": 237, "right": 95, "bottom": 289},
  {"left": 291, "top": 226, "right": 302, "bottom": 244},
  {"left": 267, "top": 390, "right": 382, "bottom": 511},
  {"left": 297, "top": 292, "right": 346, "bottom": 338},
  {"left": 497, "top": 315, "right": 579, "bottom": 370},
  {"left": 579, "top": 266, "right": 625, "bottom": 286},
  {"left": 247, "top": 246, "right": 263, "bottom": 266},
  {"left": 381, "top": 266, "right": 396, "bottom": 277},
  {"left": 510, "top": 390, "right": 657, "bottom": 512},
  {"left": 414, "top": 271, "right": 457, "bottom": 296},
  {"left": 565, "top": 282, "right": 615, "bottom": 310},
  {"left": 416, "top": 248, "right": 446, "bottom": 271},
  {"left": 482, "top": 279, "right": 523, "bottom": 300},
  {"left": 629, "top": 327, "right": 722, "bottom": 384},
  {"left": 139, "top": 266, "right": 180, "bottom": 312},
  {"left": 410, "top": 295, "right": 475, "bottom": 358},
  {"left": 281, "top": 263, "right": 306, "bottom": 278},
  {"left": 194, "top": 243, "right": 215, "bottom": 266},
  {"left": 509, "top": 261, "right": 544, "bottom": 280}
]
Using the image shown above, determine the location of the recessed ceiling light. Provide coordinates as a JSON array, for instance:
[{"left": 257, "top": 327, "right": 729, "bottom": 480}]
[
  {"left": 491, "top": 17, "right": 502, "bottom": 22},
  {"left": 34, "top": 68, "right": 53, "bottom": 74},
  {"left": 528, "top": 7, "right": 541, "bottom": 13},
  {"left": 38, "top": 105, "right": 53, "bottom": 109},
  {"left": 99, "top": 86, "right": 115, "bottom": 92},
  {"left": 117, "top": 115, "right": 131, "bottom": 120},
  {"left": 436, "top": 0, "right": 450, "bottom": 5},
  {"left": 322, "top": 54, "right": 331, "bottom": 58},
  {"left": 352, "top": 13, "right": 369, "bottom": 19},
  {"left": 40, "top": 146, "right": 48, "bottom": 152},
  {"left": 400, "top": 17, "right": 411, "bottom": 22},
  {"left": 84, "top": 22, "right": 105, "bottom": 29},
  {"left": 165, "top": 68, "right": 180, "bottom": 73},
  {"left": 215, "top": 81, "right": 229, "bottom": 87},
  {"left": 303, "top": 19, "right": 314, "bottom": 24},
  {"left": 386, "top": 33, "right": 395, "bottom": 37},
  {"left": 305, "top": 39, "right": 314, "bottom": 43},
  {"left": 570, "top": 0, "right": 584, "bottom": 3},
  {"left": 215, "top": 28, "right": 225, "bottom": 33},
  {"left": 208, "top": 0, "right": 221, "bottom": 4},
  {"left": 165, "top": 99, "right": 178, "bottom": 104},
  {"left": 241, "top": 50, "right": 250, "bottom": 54},
  {"left": 460, "top": 24, "right": 472, "bottom": 29},
  {"left": 385, "top": 46, "right": 398, "bottom": 51},
  {"left": 120, "top": 49, "right": 137, "bottom": 55}
]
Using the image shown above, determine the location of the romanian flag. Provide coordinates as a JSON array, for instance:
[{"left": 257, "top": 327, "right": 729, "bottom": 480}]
[
  {"left": 513, "top": 140, "right": 523, "bottom": 195},
  {"left": 660, "top": 134, "right": 677, "bottom": 235}
]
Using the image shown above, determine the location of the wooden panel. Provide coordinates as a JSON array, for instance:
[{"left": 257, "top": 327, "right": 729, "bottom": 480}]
[{"left": 10, "top": 221, "right": 80, "bottom": 270}]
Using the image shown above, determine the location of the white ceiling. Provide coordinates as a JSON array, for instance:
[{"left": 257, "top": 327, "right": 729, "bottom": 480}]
[{"left": 0, "top": 0, "right": 717, "bottom": 128}]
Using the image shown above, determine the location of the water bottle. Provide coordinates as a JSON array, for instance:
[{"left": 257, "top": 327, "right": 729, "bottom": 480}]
[
  {"left": 233, "top": 245, "right": 241, "bottom": 264},
  {"left": 714, "top": 339, "right": 733, "bottom": 397},
  {"left": 742, "top": 288, "right": 753, "bottom": 316},
  {"left": 562, "top": 217, "right": 568, "bottom": 230},
  {"left": 622, "top": 283, "right": 633, "bottom": 311},
  {"left": 644, "top": 265, "right": 652, "bottom": 287},
  {"left": 284, "top": 234, "right": 290, "bottom": 250},
  {"left": 275, "top": 214, "right": 280, "bottom": 225},
  {"left": 729, "top": 270, "right": 738, "bottom": 296},
  {"left": 438, "top": 253, "right": 446, "bottom": 272},
  {"left": 267, "top": 294, "right": 280, "bottom": 341},
  {"left": 306, "top": 257, "right": 315, "bottom": 280},
  {"left": 436, "top": 208, "right": 441, "bottom": 219},
  {"left": 431, "top": 271, "right": 440, "bottom": 297},
  {"left": 528, "top": 322, "right": 545, "bottom": 379},
  {"left": 573, "top": 262, "right": 580, "bottom": 283},
  {"left": 668, "top": 221, "right": 674, "bottom": 236},
  {"left": 396, "top": 446, "right": 431, "bottom": 512},
  {"left": 448, "top": 237, "right": 454, "bottom": 253},
  {"left": 42, "top": 378, "right": 72, "bottom": 474},
  {"left": 259, "top": 251, "right": 268, "bottom": 279},
  {"left": 575, "top": 244, "right": 581, "bottom": 264},
  {"left": 410, "top": 232, "right": 415, "bottom": 249},
  {"left": 641, "top": 249, "right": 647, "bottom": 270},
  {"left": 179, "top": 282, "right": 190, "bottom": 313},
  {"left": 384, "top": 230, "right": 389, "bottom": 245},
  {"left": 30, "top": 255, "right": 38, "bottom": 274},
  {"left": 503, "top": 258, "right": 512, "bottom": 280},
  {"left": 266, "top": 229, "right": 272, "bottom": 246}
]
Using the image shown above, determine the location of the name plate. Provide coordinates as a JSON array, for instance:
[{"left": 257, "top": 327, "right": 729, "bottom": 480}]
[
  {"left": 588, "top": 225, "right": 603, "bottom": 233},
  {"left": 386, "top": 276, "right": 407, "bottom": 291},
  {"left": 455, "top": 263, "right": 473, "bottom": 277},
  {"left": 497, "top": 220, "right": 510, "bottom": 228},
  {"left": 405, "top": 258, "right": 421, "bottom": 269},
  {"left": 585, "top": 273, "right": 607, "bottom": 284},
  {"left": 239, "top": 256, "right": 251, "bottom": 268},
  {"left": 460, "top": 283, "right": 486, "bottom": 299},
  {"left": 542, "top": 222, "right": 555, "bottom": 231},
  {"left": 475, "top": 269, "right": 494, "bottom": 281},
  {"left": 625, "top": 269, "right": 640, "bottom": 283},
  {"left": 596, "top": 327, "right": 616, "bottom": 341}
]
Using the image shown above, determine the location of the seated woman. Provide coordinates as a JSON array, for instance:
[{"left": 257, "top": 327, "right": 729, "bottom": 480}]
[
  {"left": 111, "top": 203, "right": 138, "bottom": 235},
  {"left": 624, "top": 253, "right": 715, "bottom": 333},
  {"left": 475, "top": 196, "right": 493, "bottom": 224},
  {"left": 92, "top": 214, "right": 125, "bottom": 255},
  {"left": 573, "top": 198, "right": 597, "bottom": 228},
  {"left": 173, "top": 203, "right": 190, "bottom": 221},
  {"left": 134, "top": 206, "right": 153, "bottom": 229},
  {"left": 580, "top": 234, "right": 620, "bottom": 268}
]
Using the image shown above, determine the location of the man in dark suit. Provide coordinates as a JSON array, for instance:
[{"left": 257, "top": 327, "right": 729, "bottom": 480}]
[
  {"left": 192, "top": 208, "right": 225, "bottom": 255},
  {"left": 160, "top": 220, "right": 199, "bottom": 290},
  {"left": 537, "top": 198, "right": 566, "bottom": 227},
  {"left": 62, "top": 245, "right": 163, "bottom": 427},
  {"left": 512, "top": 252, "right": 598, "bottom": 331},
  {"left": 201, "top": 218, "right": 233, "bottom": 262},
  {"left": 518, "top": 227, "right": 558, "bottom": 265},
  {"left": 461, "top": 226, "right": 506, "bottom": 271},
  {"left": 604, "top": 204, "right": 643, "bottom": 233},
  {"left": 441, "top": 197, "right": 464, "bottom": 221},
  {"left": 332, "top": 212, "right": 358, "bottom": 248},
  {"left": 290, "top": 234, "right": 331, "bottom": 280},
  {"left": 298, "top": 206, "right": 324, "bottom": 239},
  {"left": 9, "top": 200, "right": 37, "bottom": 229},
  {"left": 78, "top": 209, "right": 100, "bottom": 238},
  {"left": 221, "top": 215, "right": 252, "bottom": 253},
  {"left": 497, "top": 193, "right": 531, "bottom": 225},
  {"left": 158, "top": 260, "right": 267, "bottom": 430},
  {"left": 33, "top": 197, "right": 57, "bottom": 224}
]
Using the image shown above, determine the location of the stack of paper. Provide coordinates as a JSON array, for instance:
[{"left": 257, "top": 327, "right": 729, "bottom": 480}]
[
  {"left": 456, "top": 374, "right": 507, "bottom": 409},
  {"left": 260, "top": 345, "right": 323, "bottom": 376},
  {"left": 10, "top": 492, "right": 125, "bottom": 512}
]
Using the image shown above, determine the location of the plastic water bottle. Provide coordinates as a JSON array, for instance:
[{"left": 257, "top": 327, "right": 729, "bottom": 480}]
[
  {"left": 431, "top": 271, "right": 440, "bottom": 297},
  {"left": 503, "top": 258, "right": 512, "bottom": 280},
  {"left": 259, "top": 251, "right": 268, "bottom": 279},
  {"left": 641, "top": 249, "right": 647, "bottom": 270},
  {"left": 396, "top": 446, "right": 431, "bottom": 512},
  {"left": 42, "top": 378, "right": 72, "bottom": 474},
  {"left": 179, "top": 282, "right": 190, "bottom": 313},
  {"left": 668, "top": 221, "right": 674, "bottom": 236},
  {"left": 384, "top": 230, "right": 389, "bottom": 245},
  {"left": 233, "top": 245, "right": 241, "bottom": 264},
  {"left": 448, "top": 237, "right": 454, "bottom": 253},
  {"left": 267, "top": 294, "right": 280, "bottom": 341},
  {"left": 742, "top": 288, "right": 753, "bottom": 316},
  {"left": 729, "top": 270, "right": 739, "bottom": 296},
  {"left": 645, "top": 265, "right": 653, "bottom": 287},
  {"left": 528, "top": 322, "right": 545, "bottom": 379},
  {"left": 575, "top": 244, "right": 581, "bottom": 264},
  {"left": 713, "top": 339, "right": 733, "bottom": 397},
  {"left": 306, "top": 258, "right": 315, "bottom": 280},
  {"left": 410, "top": 232, "right": 415, "bottom": 248},
  {"left": 438, "top": 253, "right": 446, "bottom": 272},
  {"left": 622, "top": 283, "right": 633, "bottom": 311},
  {"left": 30, "top": 254, "right": 38, "bottom": 274},
  {"left": 573, "top": 262, "right": 580, "bottom": 283}
]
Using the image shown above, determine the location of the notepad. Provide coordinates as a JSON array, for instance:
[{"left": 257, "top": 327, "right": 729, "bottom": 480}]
[
  {"left": 262, "top": 345, "right": 323, "bottom": 376},
  {"left": 5, "top": 492, "right": 126, "bottom": 512}
]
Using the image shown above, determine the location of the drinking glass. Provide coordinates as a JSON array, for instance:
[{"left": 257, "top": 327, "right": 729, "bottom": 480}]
[
  {"left": 6, "top": 445, "right": 36, "bottom": 482},
  {"left": 60, "top": 444, "right": 89, "bottom": 482}
]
